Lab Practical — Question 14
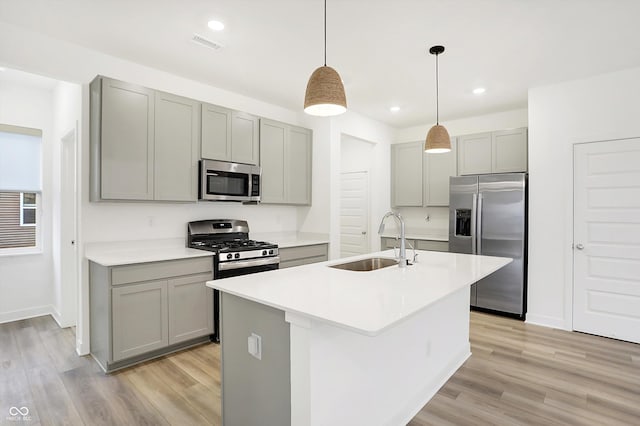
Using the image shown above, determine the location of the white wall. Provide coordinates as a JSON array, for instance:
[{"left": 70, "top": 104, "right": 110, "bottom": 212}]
[
  {"left": 527, "top": 67, "right": 640, "bottom": 330},
  {"left": 0, "top": 81, "right": 54, "bottom": 323}
]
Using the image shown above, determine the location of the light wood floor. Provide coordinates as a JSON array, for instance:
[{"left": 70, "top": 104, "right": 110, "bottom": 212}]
[{"left": 1, "top": 312, "right": 638, "bottom": 425}]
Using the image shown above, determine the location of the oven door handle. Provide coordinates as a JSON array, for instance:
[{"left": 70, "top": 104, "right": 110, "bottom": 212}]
[{"left": 218, "top": 256, "right": 280, "bottom": 271}]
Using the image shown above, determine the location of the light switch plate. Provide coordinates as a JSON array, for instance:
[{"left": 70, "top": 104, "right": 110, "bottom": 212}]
[{"left": 248, "top": 333, "right": 262, "bottom": 360}]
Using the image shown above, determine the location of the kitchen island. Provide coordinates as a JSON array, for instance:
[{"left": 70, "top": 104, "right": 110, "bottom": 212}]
[{"left": 207, "top": 249, "right": 510, "bottom": 426}]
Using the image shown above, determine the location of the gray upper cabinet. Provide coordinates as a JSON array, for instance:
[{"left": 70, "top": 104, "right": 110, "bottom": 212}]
[
  {"left": 491, "top": 128, "right": 528, "bottom": 173},
  {"left": 424, "top": 138, "right": 457, "bottom": 206},
  {"left": 231, "top": 111, "right": 260, "bottom": 165},
  {"left": 391, "top": 141, "right": 423, "bottom": 207},
  {"left": 154, "top": 91, "right": 200, "bottom": 201},
  {"left": 201, "top": 103, "right": 232, "bottom": 161},
  {"left": 91, "top": 76, "right": 200, "bottom": 202},
  {"left": 94, "top": 77, "right": 155, "bottom": 200},
  {"left": 260, "top": 119, "right": 312, "bottom": 205},
  {"left": 457, "top": 128, "right": 527, "bottom": 175},
  {"left": 391, "top": 139, "right": 457, "bottom": 207},
  {"left": 201, "top": 105, "right": 259, "bottom": 165},
  {"left": 457, "top": 132, "right": 493, "bottom": 175}
]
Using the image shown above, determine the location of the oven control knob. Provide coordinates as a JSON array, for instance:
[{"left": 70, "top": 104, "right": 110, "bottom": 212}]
[
  {"left": 234, "top": 253, "right": 240, "bottom": 259},
  {"left": 262, "top": 250, "right": 267, "bottom": 256},
  {"left": 269, "top": 249, "right": 274, "bottom": 255},
  {"left": 226, "top": 254, "right": 232, "bottom": 260}
]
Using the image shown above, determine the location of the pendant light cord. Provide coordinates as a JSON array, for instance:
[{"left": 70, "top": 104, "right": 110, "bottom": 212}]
[
  {"left": 435, "top": 52, "right": 439, "bottom": 125},
  {"left": 324, "top": 0, "right": 327, "bottom": 66}
]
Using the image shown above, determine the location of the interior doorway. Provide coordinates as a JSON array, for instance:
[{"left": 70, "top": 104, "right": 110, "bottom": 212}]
[
  {"left": 340, "top": 171, "right": 369, "bottom": 257},
  {"left": 60, "top": 126, "right": 78, "bottom": 327},
  {"left": 573, "top": 137, "right": 640, "bottom": 344},
  {"left": 340, "top": 135, "right": 375, "bottom": 258}
]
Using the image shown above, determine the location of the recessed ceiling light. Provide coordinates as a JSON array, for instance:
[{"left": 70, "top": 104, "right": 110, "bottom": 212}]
[
  {"left": 472, "top": 87, "right": 486, "bottom": 95},
  {"left": 390, "top": 106, "right": 401, "bottom": 113},
  {"left": 208, "top": 20, "right": 225, "bottom": 31}
]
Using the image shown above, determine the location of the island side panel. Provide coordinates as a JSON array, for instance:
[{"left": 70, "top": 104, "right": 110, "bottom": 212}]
[
  {"left": 221, "top": 292, "right": 291, "bottom": 426},
  {"left": 290, "top": 286, "right": 471, "bottom": 426}
]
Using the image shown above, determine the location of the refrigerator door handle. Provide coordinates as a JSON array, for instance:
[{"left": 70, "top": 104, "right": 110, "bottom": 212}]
[
  {"left": 477, "top": 193, "right": 483, "bottom": 255},
  {"left": 471, "top": 193, "right": 477, "bottom": 254}
]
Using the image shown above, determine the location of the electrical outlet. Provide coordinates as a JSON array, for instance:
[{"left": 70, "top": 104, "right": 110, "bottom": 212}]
[{"left": 248, "top": 333, "right": 262, "bottom": 360}]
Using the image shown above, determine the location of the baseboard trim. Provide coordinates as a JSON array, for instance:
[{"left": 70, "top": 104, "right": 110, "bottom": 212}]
[
  {"left": 0, "top": 305, "right": 52, "bottom": 324},
  {"left": 525, "top": 313, "right": 569, "bottom": 330}
]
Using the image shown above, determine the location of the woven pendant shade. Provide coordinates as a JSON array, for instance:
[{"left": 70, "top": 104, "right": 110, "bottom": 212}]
[
  {"left": 425, "top": 124, "right": 451, "bottom": 153},
  {"left": 304, "top": 65, "right": 347, "bottom": 116}
]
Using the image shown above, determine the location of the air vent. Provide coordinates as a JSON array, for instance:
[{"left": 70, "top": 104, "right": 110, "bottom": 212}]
[{"left": 192, "top": 34, "right": 223, "bottom": 51}]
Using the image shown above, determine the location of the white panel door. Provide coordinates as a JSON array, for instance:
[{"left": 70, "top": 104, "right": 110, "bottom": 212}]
[
  {"left": 573, "top": 138, "right": 640, "bottom": 344},
  {"left": 340, "top": 172, "right": 369, "bottom": 258}
]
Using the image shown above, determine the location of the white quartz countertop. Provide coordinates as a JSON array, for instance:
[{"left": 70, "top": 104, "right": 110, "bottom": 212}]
[
  {"left": 251, "top": 231, "right": 329, "bottom": 248},
  {"left": 207, "top": 250, "right": 510, "bottom": 336},
  {"left": 85, "top": 238, "right": 213, "bottom": 266}
]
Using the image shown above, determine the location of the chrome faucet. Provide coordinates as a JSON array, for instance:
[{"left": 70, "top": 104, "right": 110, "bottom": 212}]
[{"left": 378, "top": 211, "right": 407, "bottom": 268}]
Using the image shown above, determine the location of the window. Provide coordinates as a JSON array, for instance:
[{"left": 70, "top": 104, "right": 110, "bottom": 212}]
[
  {"left": 0, "top": 124, "right": 42, "bottom": 252},
  {"left": 20, "top": 192, "right": 37, "bottom": 226}
]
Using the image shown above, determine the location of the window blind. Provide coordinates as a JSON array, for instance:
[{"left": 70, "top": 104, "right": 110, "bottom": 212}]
[{"left": 0, "top": 124, "right": 42, "bottom": 192}]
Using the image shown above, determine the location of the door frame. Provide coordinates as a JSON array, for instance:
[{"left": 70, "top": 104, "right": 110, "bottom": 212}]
[{"left": 59, "top": 126, "right": 79, "bottom": 328}]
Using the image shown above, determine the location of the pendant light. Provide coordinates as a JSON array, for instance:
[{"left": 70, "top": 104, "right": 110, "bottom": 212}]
[
  {"left": 424, "top": 45, "right": 451, "bottom": 153},
  {"left": 304, "top": 0, "right": 347, "bottom": 116}
]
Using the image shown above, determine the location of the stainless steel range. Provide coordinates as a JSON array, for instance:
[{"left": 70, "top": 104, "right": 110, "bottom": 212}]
[{"left": 187, "top": 219, "right": 279, "bottom": 342}]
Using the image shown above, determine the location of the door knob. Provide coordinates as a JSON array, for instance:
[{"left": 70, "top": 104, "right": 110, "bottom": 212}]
[
  {"left": 575, "top": 243, "right": 584, "bottom": 250},
  {"left": 361, "top": 231, "right": 367, "bottom": 235}
]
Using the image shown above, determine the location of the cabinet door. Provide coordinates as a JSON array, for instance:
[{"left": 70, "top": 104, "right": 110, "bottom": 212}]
[
  {"left": 260, "top": 119, "right": 286, "bottom": 203},
  {"left": 154, "top": 92, "right": 200, "bottom": 201},
  {"left": 231, "top": 111, "right": 259, "bottom": 165},
  {"left": 391, "top": 142, "right": 423, "bottom": 207},
  {"left": 492, "top": 128, "right": 528, "bottom": 173},
  {"left": 201, "top": 103, "right": 232, "bottom": 161},
  {"left": 457, "top": 133, "right": 492, "bottom": 175},
  {"left": 424, "top": 137, "right": 457, "bottom": 206},
  {"left": 168, "top": 273, "right": 214, "bottom": 345},
  {"left": 286, "top": 126, "right": 312, "bottom": 205},
  {"left": 100, "top": 78, "right": 154, "bottom": 200},
  {"left": 112, "top": 280, "right": 168, "bottom": 362}
]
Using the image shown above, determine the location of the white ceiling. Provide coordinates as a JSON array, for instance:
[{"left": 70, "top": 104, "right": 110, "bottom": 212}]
[{"left": 1, "top": 0, "right": 640, "bottom": 128}]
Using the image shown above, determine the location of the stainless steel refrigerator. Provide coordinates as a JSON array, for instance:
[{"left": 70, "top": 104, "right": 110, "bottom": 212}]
[{"left": 449, "top": 173, "right": 527, "bottom": 318}]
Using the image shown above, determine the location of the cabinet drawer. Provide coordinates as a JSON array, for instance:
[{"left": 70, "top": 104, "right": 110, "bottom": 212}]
[
  {"left": 279, "top": 244, "right": 328, "bottom": 263},
  {"left": 280, "top": 255, "right": 328, "bottom": 269},
  {"left": 415, "top": 240, "right": 449, "bottom": 252},
  {"left": 112, "top": 257, "right": 213, "bottom": 286}
]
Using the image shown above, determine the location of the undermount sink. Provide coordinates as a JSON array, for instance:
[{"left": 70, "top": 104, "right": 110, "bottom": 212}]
[{"left": 329, "top": 257, "right": 398, "bottom": 272}]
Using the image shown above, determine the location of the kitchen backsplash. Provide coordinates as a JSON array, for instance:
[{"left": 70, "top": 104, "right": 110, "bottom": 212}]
[{"left": 383, "top": 207, "right": 449, "bottom": 237}]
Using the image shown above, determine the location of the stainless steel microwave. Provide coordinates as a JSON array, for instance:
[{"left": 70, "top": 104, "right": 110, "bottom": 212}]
[{"left": 199, "top": 159, "right": 261, "bottom": 202}]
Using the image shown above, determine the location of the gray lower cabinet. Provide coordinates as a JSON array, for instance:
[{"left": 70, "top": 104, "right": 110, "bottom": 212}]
[
  {"left": 90, "top": 76, "right": 200, "bottom": 202},
  {"left": 112, "top": 280, "right": 168, "bottom": 362},
  {"left": 90, "top": 257, "right": 214, "bottom": 372},
  {"left": 279, "top": 243, "right": 328, "bottom": 269},
  {"left": 201, "top": 104, "right": 260, "bottom": 165},
  {"left": 260, "top": 119, "right": 313, "bottom": 205},
  {"left": 381, "top": 237, "right": 448, "bottom": 252},
  {"left": 391, "top": 139, "right": 457, "bottom": 207}
]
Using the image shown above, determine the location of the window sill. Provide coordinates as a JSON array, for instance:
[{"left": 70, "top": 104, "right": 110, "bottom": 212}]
[{"left": 0, "top": 247, "right": 43, "bottom": 257}]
